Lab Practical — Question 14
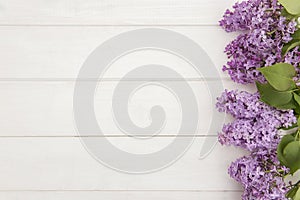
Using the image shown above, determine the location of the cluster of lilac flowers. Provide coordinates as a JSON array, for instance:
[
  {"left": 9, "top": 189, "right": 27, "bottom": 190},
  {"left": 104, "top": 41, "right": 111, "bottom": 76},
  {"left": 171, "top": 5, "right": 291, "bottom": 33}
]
[
  {"left": 217, "top": 90, "right": 296, "bottom": 199},
  {"left": 220, "top": 0, "right": 298, "bottom": 84},
  {"left": 229, "top": 149, "right": 289, "bottom": 199},
  {"left": 218, "top": 0, "right": 300, "bottom": 199},
  {"left": 285, "top": 47, "right": 300, "bottom": 68},
  {"left": 216, "top": 90, "right": 296, "bottom": 151}
]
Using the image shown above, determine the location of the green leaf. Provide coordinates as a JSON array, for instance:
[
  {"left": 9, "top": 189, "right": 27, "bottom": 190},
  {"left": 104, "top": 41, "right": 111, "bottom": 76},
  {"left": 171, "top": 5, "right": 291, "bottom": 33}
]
[
  {"left": 286, "top": 186, "right": 299, "bottom": 199},
  {"left": 281, "top": 8, "right": 297, "bottom": 20},
  {"left": 293, "top": 93, "right": 300, "bottom": 115},
  {"left": 283, "top": 141, "right": 300, "bottom": 174},
  {"left": 279, "top": 0, "right": 300, "bottom": 15},
  {"left": 294, "top": 188, "right": 300, "bottom": 200},
  {"left": 278, "top": 99, "right": 297, "bottom": 109},
  {"left": 292, "top": 93, "right": 300, "bottom": 114},
  {"left": 295, "top": 106, "right": 300, "bottom": 115},
  {"left": 256, "top": 82, "right": 294, "bottom": 108},
  {"left": 282, "top": 40, "right": 300, "bottom": 55},
  {"left": 294, "top": 93, "right": 300, "bottom": 105},
  {"left": 297, "top": 117, "right": 300, "bottom": 127},
  {"left": 258, "top": 63, "right": 296, "bottom": 91},
  {"left": 293, "top": 29, "right": 300, "bottom": 40},
  {"left": 278, "top": 134, "right": 295, "bottom": 166}
]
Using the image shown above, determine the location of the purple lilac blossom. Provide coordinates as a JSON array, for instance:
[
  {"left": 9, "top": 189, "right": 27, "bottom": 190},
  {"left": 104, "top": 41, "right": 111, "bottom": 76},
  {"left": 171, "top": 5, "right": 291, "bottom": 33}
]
[
  {"left": 286, "top": 46, "right": 300, "bottom": 83},
  {"left": 216, "top": 90, "right": 296, "bottom": 151},
  {"left": 229, "top": 149, "right": 289, "bottom": 200},
  {"left": 285, "top": 46, "right": 300, "bottom": 70},
  {"left": 220, "top": 0, "right": 297, "bottom": 84}
]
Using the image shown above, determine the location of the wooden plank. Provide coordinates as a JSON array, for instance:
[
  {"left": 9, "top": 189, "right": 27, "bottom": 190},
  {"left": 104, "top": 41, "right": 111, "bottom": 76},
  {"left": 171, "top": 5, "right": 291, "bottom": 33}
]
[
  {"left": 0, "top": 137, "right": 244, "bottom": 190},
  {"left": 0, "top": 0, "right": 235, "bottom": 25},
  {"left": 0, "top": 191, "right": 243, "bottom": 200},
  {"left": 0, "top": 80, "right": 254, "bottom": 136},
  {"left": 0, "top": 26, "right": 235, "bottom": 79},
  {"left": 0, "top": 0, "right": 247, "bottom": 196}
]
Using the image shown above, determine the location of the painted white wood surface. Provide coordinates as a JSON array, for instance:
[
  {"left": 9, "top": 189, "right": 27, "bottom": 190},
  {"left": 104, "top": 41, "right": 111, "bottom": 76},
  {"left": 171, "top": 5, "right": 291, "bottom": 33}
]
[
  {"left": 0, "top": 0, "right": 248, "bottom": 199},
  {"left": 0, "top": 191, "right": 243, "bottom": 200},
  {"left": 0, "top": 26, "right": 236, "bottom": 79},
  {"left": 0, "top": 0, "right": 236, "bottom": 25},
  {"left": 0, "top": 80, "right": 254, "bottom": 136},
  {"left": 0, "top": 137, "right": 244, "bottom": 190}
]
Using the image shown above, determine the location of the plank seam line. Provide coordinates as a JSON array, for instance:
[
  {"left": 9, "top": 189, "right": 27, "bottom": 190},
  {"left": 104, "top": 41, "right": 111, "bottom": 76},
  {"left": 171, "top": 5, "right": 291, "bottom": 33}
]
[
  {"left": 0, "top": 189, "right": 243, "bottom": 192},
  {"left": 0, "top": 78, "right": 230, "bottom": 82},
  {"left": 0, "top": 24, "right": 220, "bottom": 27},
  {"left": 0, "top": 135, "right": 218, "bottom": 138}
]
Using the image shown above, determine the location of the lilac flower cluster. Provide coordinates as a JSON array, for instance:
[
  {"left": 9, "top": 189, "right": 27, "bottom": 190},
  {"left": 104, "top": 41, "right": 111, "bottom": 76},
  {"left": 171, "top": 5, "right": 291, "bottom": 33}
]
[
  {"left": 216, "top": 90, "right": 296, "bottom": 151},
  {"left": 218, "top": 0, "right": 300, "bottom": 199},
  {"left": 216, "top": 90, "right": 296, "bottom": 199},
  {"left": 285, "top": 46, "right": 300, "bottom": 67},
  {"left": 229, "top": 149, "right": 289, "bottom": 199},
  {"left": 220, "top": 0, "right": 297, "bottom": 84}
]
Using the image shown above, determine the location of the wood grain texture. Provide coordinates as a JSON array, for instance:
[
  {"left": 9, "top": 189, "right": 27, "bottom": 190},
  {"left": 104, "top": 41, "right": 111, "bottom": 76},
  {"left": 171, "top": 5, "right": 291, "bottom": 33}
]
[
  {"left": 0, "top": 26, "right": 236, "bottom": 79},
  {"left": 0, "top": 0, "right": 248, "bottom": 198},
  {"left": 0, "top": 191, "right": 243, "bottom": 200},
  {"left": 0, "top": 80, "right": 254, "bottom": 136},
  {"left": 0, "top": 137, "right": 244, "bottom": 190},
  {"left": 0, "top": 0, "right": 235, "bottom": 25}
]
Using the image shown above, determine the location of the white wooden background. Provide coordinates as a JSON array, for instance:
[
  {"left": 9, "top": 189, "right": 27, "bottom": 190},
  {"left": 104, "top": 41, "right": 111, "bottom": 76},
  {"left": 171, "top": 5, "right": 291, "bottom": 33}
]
[{"left": 0, "top": 0, "right": 250, "bottom": 199}]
